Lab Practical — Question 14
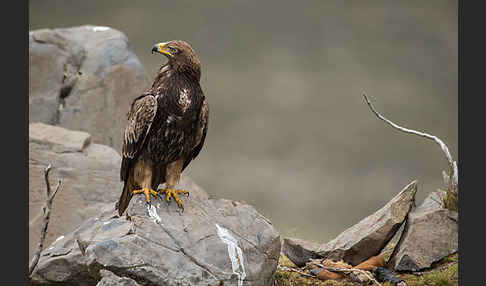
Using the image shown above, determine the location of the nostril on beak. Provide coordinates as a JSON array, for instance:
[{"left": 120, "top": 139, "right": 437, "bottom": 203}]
[{"left": 151, "top": 45, "right": 158, "bottom": 54}]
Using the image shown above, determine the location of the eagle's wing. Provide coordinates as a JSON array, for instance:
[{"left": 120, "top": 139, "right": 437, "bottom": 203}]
[
  {"left": 120, "top": 94, "right": 158, "bottom": 181},
  {"left": 183, "top": 97, "right": 209, "bottom": 171}
]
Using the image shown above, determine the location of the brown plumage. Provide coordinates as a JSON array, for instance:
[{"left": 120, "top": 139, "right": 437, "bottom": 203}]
[{"left": 116, "top": 40, "right": 208, "bottom": 216}]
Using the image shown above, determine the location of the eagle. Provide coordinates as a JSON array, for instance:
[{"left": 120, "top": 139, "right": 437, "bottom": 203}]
[{"left": 116, "top": 40, "right": 208, "bottom": 216}]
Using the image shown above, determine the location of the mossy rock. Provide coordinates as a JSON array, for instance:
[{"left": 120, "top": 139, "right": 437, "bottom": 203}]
[{"left": 395, "top": 253, "right": 458, "bottom": 286}]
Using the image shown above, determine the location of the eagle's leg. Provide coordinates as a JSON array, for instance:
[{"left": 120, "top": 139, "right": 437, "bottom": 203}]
[
  {"left": 132, "top": 158, "right": 158, "bottom": 204},
  {"left": 132, "top": 188, "right": 159, "bottom": 203},
  {"left": 158, "top": 159, "right": 189, "bottom": 210}
]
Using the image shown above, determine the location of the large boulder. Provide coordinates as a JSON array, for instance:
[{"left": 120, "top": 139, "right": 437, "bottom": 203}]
[
  {"left": 29, "top": 25, "right": 151, "bottom": 153},
  {"left": 30, "top": 175, "right": 281, "bottom": 286},
  {"left": 283, "top": 181, "right": 417, "bottom": 267},
  {"left": 29, "top": 122, "right": 123, "bottom": 261},
  {"left": 388, "top": 190, "right": 458, "bottom": 271}
]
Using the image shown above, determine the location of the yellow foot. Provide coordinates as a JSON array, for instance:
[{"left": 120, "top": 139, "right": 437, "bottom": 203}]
[
  {"left": 158, "top": 188, "right": 189, "bottom": 210},
  {"left": 132, "top": 187, "right": 159, "bottom": 203}
]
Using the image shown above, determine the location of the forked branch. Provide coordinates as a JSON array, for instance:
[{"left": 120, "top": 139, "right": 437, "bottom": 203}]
[{"left": 28, "top": 164, "right": 62, "bottom": 278}]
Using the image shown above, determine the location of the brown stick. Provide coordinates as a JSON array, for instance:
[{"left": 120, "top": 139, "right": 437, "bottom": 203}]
[
  {"left": 28, "top": 164, "right": 62, "bottom": 278},
  {"left": 313, "top": 263, "right": 383, "bottom": 286},
  {"left": 362, "top": 93, "right": 458, "bottom": 188}
]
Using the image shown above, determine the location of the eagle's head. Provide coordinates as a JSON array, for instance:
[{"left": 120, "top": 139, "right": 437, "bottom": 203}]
[{"left": 152, "top": 40, "right": 201, "bottom": 80}]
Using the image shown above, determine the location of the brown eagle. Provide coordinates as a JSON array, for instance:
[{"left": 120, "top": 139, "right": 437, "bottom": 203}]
[{"left": 116, "top": 40, "right": 208, "bottom": 216}]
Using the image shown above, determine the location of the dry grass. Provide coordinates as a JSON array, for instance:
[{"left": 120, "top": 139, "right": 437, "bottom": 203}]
[
  {"left": 274, "top": 254, "right": 347, "bottom": 286},
  {"left": 273, "top": 253, "right": 458, "bottom": 286}
]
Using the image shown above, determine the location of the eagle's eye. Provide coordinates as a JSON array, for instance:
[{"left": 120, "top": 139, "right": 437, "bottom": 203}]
[{"left": 168, "top": 47, "right": 178, "bottom": 54}]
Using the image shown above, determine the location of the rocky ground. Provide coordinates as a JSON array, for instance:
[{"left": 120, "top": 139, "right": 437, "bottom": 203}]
[
  {"left": 273, "top": 253, "right": 458, "bottom": 286},
  {"left": 274, "top": 182, "right": 458, "bottom": 286}
]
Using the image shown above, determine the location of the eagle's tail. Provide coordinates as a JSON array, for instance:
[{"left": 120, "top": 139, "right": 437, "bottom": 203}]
[{"left": 116, "top": 178, "right": 134, "bottom": 216}]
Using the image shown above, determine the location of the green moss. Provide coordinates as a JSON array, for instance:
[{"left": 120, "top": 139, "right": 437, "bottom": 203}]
[
  {"left": 278, "top": 253, "right": 297, "bottom": 268},
  {"left": 442, "top": 253, "right": 458, "bottom": 264},
  {"left": 443, "top": 185, "right": 458, "bottom": 211},
  {"left": 398, "top": 254, "right": 458, "bottom": 286},
  {"left": 442, "top": 168, "right": 458, "bottom": 211},
  {"left": 381, "top": 240, "right": 398, "bottom": 262}
]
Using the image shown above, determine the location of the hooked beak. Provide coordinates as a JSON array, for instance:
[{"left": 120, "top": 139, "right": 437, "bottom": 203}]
[{"left": 151, "top": 42, "right": 173, "bottom": 57}]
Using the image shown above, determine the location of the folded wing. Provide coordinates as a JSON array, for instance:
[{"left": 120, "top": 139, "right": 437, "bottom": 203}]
[
  {"left": 183, "top": 97, "right": 209, "bottom": 171},
  {"left": 120, "top": 94, "right": 158, "bottom": 181}
]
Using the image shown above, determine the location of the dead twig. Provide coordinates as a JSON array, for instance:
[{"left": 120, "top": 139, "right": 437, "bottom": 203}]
[
  {"left": 313, "top": 263, "right": 383, "bottom": 286},
  {"left": 277, "top": 265, "right": 315, "bottom": 278},
  {"left": 28, "top": 164, "right": 62, "bottom": 278},
  {"left": 362, "top": 93, "right": 458, "bottom": 208}
]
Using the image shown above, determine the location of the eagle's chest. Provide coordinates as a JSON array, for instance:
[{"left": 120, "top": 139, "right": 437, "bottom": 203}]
[
  {"left": 155, "top": 84, "right": 196, "bottom": 114},
  {"left": 157, "top": 87, "right": 199, "bottom": 126},
  {"left": 147, "top": 88, "right": 201, "bottom": 162},
  {"left": 175, "top": 88, "right": 192, "bottom": 112}
]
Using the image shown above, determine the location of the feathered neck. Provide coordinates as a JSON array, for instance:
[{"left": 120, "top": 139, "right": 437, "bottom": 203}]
[{"left": 150, "top": 63, "right": 200, "bottom": 92}]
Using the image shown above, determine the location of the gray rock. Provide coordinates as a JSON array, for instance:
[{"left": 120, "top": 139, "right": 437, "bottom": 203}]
[
  {"left": 283, "top": 180, "right": 417, "bottom": 267},
  {"left": 29, "top": 28, "right": 85, "bottom": 125},
  {"left": 29, "top": 25, "right": 151, "bottom": 152},
  {"left": 388, "top": 190, "right": 458, "bottom": 271},
  {"left": 29, "top": 123, "right": 122, "bottom": 262},
  {"left": 281, "top": 238, "right": 322, "bottom": 267},
  {"left": 96, "top": 270, "right": 140, "bottom": 286},
  {"left": 30, "top": 176, "right": 281, "bottom": 286}
]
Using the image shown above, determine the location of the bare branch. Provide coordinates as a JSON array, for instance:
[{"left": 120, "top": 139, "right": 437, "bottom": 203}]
[
  {"left": 277, "top": 265, "right": 315, "bottom": 278},
  {"left": 29, "top": 165, "right": 62, "bottom": 278},
  {"left": 362, "top": 93, "right": 458, "bottom": 187},
  {"left": 44, "top": 164, "right": 52, "bottom": 197}
]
